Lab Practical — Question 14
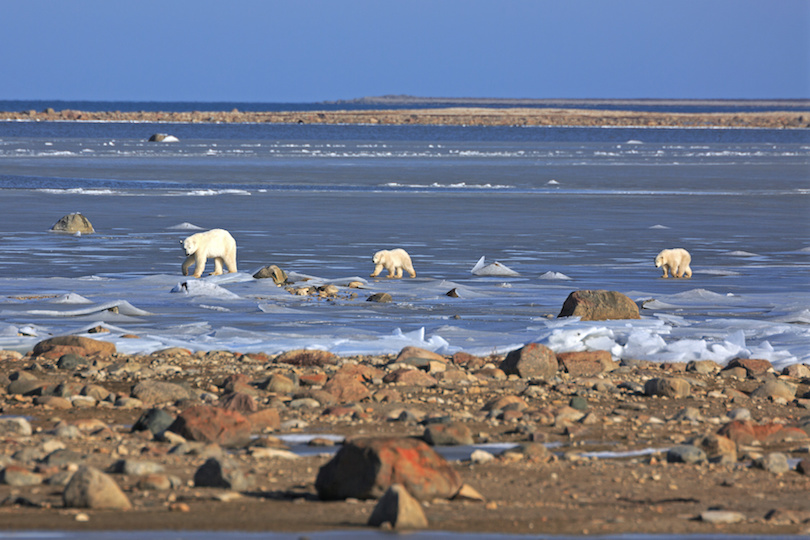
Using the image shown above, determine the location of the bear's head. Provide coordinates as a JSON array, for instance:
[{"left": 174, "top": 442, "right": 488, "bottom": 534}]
[
  {"left": 654, "top": 252, "right": 664, "bottom": 268},
  {"left": 182, "top": 237, "right": 197, "bottom": 256},
  {"left": 372, "top": 250, "right": 386, "bottom": 264}
]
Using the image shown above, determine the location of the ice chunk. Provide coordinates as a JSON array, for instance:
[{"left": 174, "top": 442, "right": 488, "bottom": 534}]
[
  {"left": 170, "top": 280, "right": 241, "bottom": 299},
  {"left": 23, "top": 300, "right": 153, "bottom": 317},
  {"left": 52, "top": 293, "right": 93, "bottom": 304},
  {"left": 168, "top": 222, "right": 204, "bottom": 230},
  {"left": 471, "top": 256, "right": 520, "bottom": 277},
  {"left": 539, "top": 271, "right": 571, "bottom": 280}
]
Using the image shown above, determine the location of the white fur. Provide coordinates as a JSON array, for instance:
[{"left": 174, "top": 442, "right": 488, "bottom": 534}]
[
  {"left": 181, "top": 229, "right": 238, "bottom": 278},
  {"left": 655, "top": 248, "right": 692, "bottom": 278},
  {"left": 370, "top": 248, "right": 416, "bottom": 279}
]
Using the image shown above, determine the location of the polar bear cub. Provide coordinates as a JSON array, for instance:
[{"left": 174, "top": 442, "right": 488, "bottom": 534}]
[
  {"left": 655, "top": 248, "right": 692, "bottom": 278},
  {"left": 181, "top": 228, "right": 238, "bottom": 278},
  {"left": 370, "top": 248, "right": 416, "bottom": 279}
]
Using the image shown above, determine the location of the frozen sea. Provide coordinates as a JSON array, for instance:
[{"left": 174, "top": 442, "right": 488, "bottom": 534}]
[{"left": 0, "top": 119, "right": 808, "bottom": 369}]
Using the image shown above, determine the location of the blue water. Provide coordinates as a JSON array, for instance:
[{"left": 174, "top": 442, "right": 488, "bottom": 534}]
[{"left": 0, "top": 117, "right": 808, "bottom": 368}]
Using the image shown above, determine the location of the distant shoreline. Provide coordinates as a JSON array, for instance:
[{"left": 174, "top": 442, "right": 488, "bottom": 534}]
[{"left": 1, "top": 106, "right": 807, "bottom": 129}]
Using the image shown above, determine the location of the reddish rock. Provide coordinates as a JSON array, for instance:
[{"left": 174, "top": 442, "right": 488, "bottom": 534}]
[
  {"left": 557, "top": 290, "right": 640, "bottom": 320},
  {"left": 299, "top": 373, "right": 328, "bottom": 386},
  {"left": 422, "top": 423, "right": 474, "bottom": 446},
  {"left": 717, "top": 420, "right": 808, "bottom": 445},
  {"left": 724, "top": 358, "right": 773, "bottom": 376},
  {"left": 275, "top": 349, "right": 338, "bottom": 366},
  {"left": 499, "top": 343, "right": 558, "bottom": 380},
  {"left": 323, "top": 364, "right": 383, "bottom": 403},
  {"left": 218, "top": 392, "right": 258, "bottom": 413},
  {"left": 557, "top": 350, "right": 615, "bottom": 376},
  {"left": 31, "top": 335, "right": 115, "bottom": 359},
  {"left": 247, "top": 408, "right": 281, "bottom": 431},
  {"left": 169, "top": 406, "right": 252, "bottom": 447},
  {"left": 450, "top": 352, "right": 483, "bottom": 368},
  {"left": 483, "top": 395, "right": 528, "bottom": 412},
  {"left": 315, "top": 437, "right": 462, "bottom": 501},
  {"left": 383, "top": 369, "right": 437, "bottom": 387},
  {"left": 220, "top": 373, "right": 253, "bottom": 392}
]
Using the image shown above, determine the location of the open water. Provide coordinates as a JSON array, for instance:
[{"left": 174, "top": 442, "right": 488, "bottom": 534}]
[{"left": 0, "top": 114, "right": 808, "bottom": 369}]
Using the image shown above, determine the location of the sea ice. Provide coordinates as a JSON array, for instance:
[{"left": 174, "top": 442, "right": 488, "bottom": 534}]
[{"left": 471, "top": 256, "right": 520, "bottom": 277}]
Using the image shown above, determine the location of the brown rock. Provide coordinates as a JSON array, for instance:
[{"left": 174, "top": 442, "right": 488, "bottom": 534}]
[
  {"left": 422, "top": 423, "right": 474, "bottom": 446},
  {"left": 275, "top": 349, "right": 338, "bottom": 366},
  {"left": 218, "top": 392, "right": 258, "bottom": 413},
  {"left": 644, "top": 377, "right": 691, "bottom": 398},
  {"left": 315, "top": 437, "right": 462, "bottom": 501},
  {"left": 717, "top": 420, "right": 808, "bottom": 445},
  {"left": 499, "top": 343, "right": 558, "bottom": 380},
  {"left": 483, "top": 395, "right": 528, "bottom": 412},
  {"left": 247, "top": 408, "right": 281, "bottom": 431},
  {"left": 32, "top": 335, "right": 115, "bottom": 359},
  {"left": 749, "top": 380, "right": 796, "bottom": 401},
  {"left": 557, "top": 350, "right": 615, "bottom": 376},
  {"left": 693, "top": 433, "right": 737, "bottom": 463},
  {"left": 557, "top": 290, "right": 640, "bottom": 320},
  {"left": 169, "top": 405, "right": 252, "bottom": 447},
  {"left": 50, "top": 213, "right": 94, "bottom": 234},
  {"left": 395, "top": 346, "right": 446, "bottom": 366},
  {"left": 724, "top": 357, "right": 773, "bottom": 376},
  {"left": 383, "top": 369, "right": 437, "bottom": 387},
  {"left": 63, "top": 466, "right": 132, "bottom": 510}
]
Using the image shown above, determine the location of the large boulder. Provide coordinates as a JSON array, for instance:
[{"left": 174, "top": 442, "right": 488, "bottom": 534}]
[
  {"left": 168, "top": 405, "right": 252, "bottom": 447},
  {"left": 32, "top": 335, "right": 115, "bottom": 359},
  {"left": 63, "top": 466, "right": 132, "bottom": 510},
  {"left": 558, "top": 289, "right": 640, "bottom": 320},
  {"left": 50, "top": 213, "right": 94, "bottom": 234},
  {"left": 499, "top": 342, "right": 558, "bottom": 380},
  {"left": 315, "top": 437, "right": 462, "bottom": 501}
]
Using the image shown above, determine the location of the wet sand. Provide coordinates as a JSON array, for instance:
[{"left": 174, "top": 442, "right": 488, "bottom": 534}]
[{"left": 1, "top": 106, "right": 808, "bottom": 129}]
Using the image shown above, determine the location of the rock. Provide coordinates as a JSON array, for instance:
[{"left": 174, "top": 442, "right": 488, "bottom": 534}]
[
  {"left": 169, "top": 405, "right": 252, "bottom": 447},
  {"left": 32, "top": 335, "right": 114, "bottom": 359},
  {"left": 782, "top": 364, "right": 810, "bottom": 378},
  {"left": 423, "top": 423, "right": 474, "bottom": 446},
  {"left": 131, "top": 380, "right": 193, "bottom": 406},
  {"left": 368, "top": 484, "right": 428, "bottom": 529},
  {"left": 724, "top": 357, "right": 773, "bottom": 377},
  {"left": 718, "top": 420, "right": 808, "bottom": 445},
  {"left": 383, "top": 369, "right": 437, "bottom": 387},
  {"left": 0, "top": 417, "right": 33, "bottom": 437},
  {"left": 686, "top": 360, "right": 721, "bottom": 374},
  {"left": 797, "top": 458, "right": 810, "bottom": 476},
  {"left": 112, "top": 459, "right": 165, "bottom": 476},
  {"left": 193, "top": 456, "right": 248, "bottom": 491},
  {"left": 315, "top": 437, "right": 462, "bottom": 501},
  {"left": 63, "top": 466, "right": 132, "bottom": 510},
  {"left": 0, "top": 466, "right": 43, "bottom": 486},
  {"left": 259, "top": 374, "right": 297, "bottom": 394},
  {"left": 253, "top": 264, "right": 288, "bottom": 284},
  {"left": 218, "top": 392, "right": 258, "bottom": 413},
  {"left": 275, "top": 349, "right": 338, "bottom": 367},
  {"left": 644, "top": 377, "right": 691, "bottom": 398},
  {"left": 700, "top": 510, "right": 746, "bottom": 524},
  {"left": 693, "top": 433, "right": 737, "bottom": 464},
  {"left": 483, "top": 395, "right": 528, "bottom": 413},
  {"left": 754, "top": 453, "right": 790, "bottom": 474},
  {"left": 666, "top": 445, "right": 707, "bottom": 464},
  {"left": 131, "top": 408, "right": 176, "bottom": 436},
  {"left": 247, "top": 408, "right": 281, "bottom": 431},
  {"left": 499, "top": 343, "right": 558, "bottom": 380},
  {"left": 367, "top": 292, "right": 393, "bottom": 303},
  {"left": 395, "top": 346, "right": 446, "bottom": 367},
  {"left": 323, "top": 365, "right": 381, "bottom": 403},
  {"left": 57, "top": 354, "right": 88, "bottom": 370},
  {"left": 750, "top": 380, "right": 796, "bottom": 401},
  {"left": 50, "top": 213, "right": 94, "bottom": 234},
  {"left": 34, "top": 395, "right": 72, "bottom": 409},
  {"left": 470, "top": 449, "right": 495, "bottom": 463},
  {"left": 558, "top": 289, "right": 640, "bottom": 320},
  {"left": 557, "top": 350, "right": 616, "bottom": 376}
]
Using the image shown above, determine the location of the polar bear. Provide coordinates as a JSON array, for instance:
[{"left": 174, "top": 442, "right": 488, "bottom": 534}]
[
  {"left": 370, "top": 248, "right": 416, "bottom": 279},
  {"left": 655, "top": 248, "right": 692, "bottom": 278},
  {"left": 181, "top": 229, "right": 238, "bottom": 278}
]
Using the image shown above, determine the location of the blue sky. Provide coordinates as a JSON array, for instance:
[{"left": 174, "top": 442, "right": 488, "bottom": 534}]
[{"left": 2, "top": 0, "right": 808, "bottom": 102}]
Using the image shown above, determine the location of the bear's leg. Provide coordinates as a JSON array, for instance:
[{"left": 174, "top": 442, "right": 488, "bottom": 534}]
[
  {"left": 182, "top": 254, "right": 196, "bottom": 276},
  {"left": 225, "top": 253, "right": 238, "bottom": 274},
  {"left": 394, "top": 267, "right": 403, "bottom": 278},
  {"left": 683, "top": 265, "right": 692, "bottom": 278},
  {"left": 661, "top": 265, "right": 670, "bottom": 278},
  {"left": 370, "top": 264, "right": 383, "bottom": 277},
  {"left": 211, "top": 257, "right": 224, "bottom": 276},
  {"left": 193, "top": 253, "right": 207, "bottom": 278},
  {"left": 405, "top": 264, "right": 416, "bottom": 278}
]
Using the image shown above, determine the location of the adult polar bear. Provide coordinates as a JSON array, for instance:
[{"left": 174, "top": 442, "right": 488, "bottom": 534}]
[
  {"left": 655, "top": 248, "right": 692, "bottom": 278},
  {"left": 370, "top": 248, "right": 416, "bottom": 278},
  {"left": 181, "top": 229, "right": 238, "bottom": 278}
]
